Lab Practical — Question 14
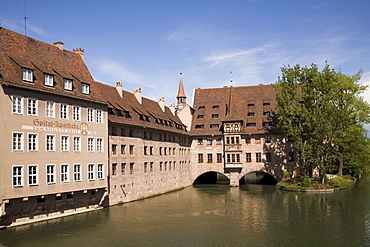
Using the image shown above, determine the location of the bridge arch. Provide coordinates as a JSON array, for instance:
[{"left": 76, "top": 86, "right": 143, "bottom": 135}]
[
  {"left": 239, "top": 171, "right": 278, "bottom": 185},
  {"left": 193, "top": 171, "right": 230, "bottom": 185}
]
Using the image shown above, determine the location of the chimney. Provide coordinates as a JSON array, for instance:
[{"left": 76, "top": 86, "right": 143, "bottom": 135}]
[
  {"left": 158, "top": 97, "right": 165, "bottom": 112},
  {"left": 116, "top": 82, "right": 123, "bottom": 97},
  {"left": 73, "top": 48, "right": 85, "bottom": 61},
  {"left": 169, "top": 103, "right": 175, "bottom": 115},
  {"left": 53, "top": 41, "right": 64, "bottom": 50},
  {"left": 134, "top": 88, "right": 142, "bottom": 104}
]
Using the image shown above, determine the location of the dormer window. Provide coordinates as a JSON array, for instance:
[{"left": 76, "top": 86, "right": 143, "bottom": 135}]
[
  {"left": 212, "top": 105, "right": 219, "bottom": 109},
  {"left": 263, "top": 102, "right": 270, "bottom": 106},
  {"left": 44, "top": 74, "right": 54, "bottom": 86},
  {"left": 82, "top": 83, "right": 90, "bottom": 94},
  {"left": 198, "top": 106, "right": 205, "bottom": 109},
  {"left": 22, "top": 68, "right": 33, "bottom": 82},
  {"left": 64, "top": 79, "right": 72, "bottom": 90}
]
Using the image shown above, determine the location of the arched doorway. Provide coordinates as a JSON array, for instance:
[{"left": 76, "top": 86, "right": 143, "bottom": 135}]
[
  {"left": 193, "top": 172, "right": 230, "bottom": 185},
  {"left": 239, "top": 171, "right": 277, "bottom": 185}
]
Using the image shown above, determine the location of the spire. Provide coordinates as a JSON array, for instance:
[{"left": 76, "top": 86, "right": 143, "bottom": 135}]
[{"left": 176, "top": 72, "right": 187, "bottom": 110}]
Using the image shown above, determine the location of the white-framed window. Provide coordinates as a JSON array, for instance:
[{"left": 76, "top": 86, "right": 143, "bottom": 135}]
[
  {"left": 74, "top": 164, "right": 82, "bottom": 182},
  {"left": 61, "top": 136, "right": 69, "bottom": 152},
  {"left": 46, "top": 101, "right": 55, "bottom": 118},
  {"left": 88, "top": 164, "right": 95, "bottom": 180},
  {"left": 73, "top": 106, "right": 80, "bottom": 121},
  {"left": 82, "top": 83, "right": 90, "bottom": 94},
  {"left": 96, "top": 110, "right": 103, "bottom": 123},
  {"left": 96, "top": 138, "right": 103, "bottom": 152},
  {"left": 46, "top": 135, "right": 55, "bottom": 151},
  {"left": 64, "top": 78, "right": 72, "bottom": 90},
  {"left": 28, "top": 165, "right": 38, "bottom": 186},
  {"left": 22, "top": 68, "right": 33, "bottom": 82},
  {"left": 27, "top": 98, "right": 37, "bottom": 116},
  {"left": 12, "top": 95, "right": 23, "bottom": 114},
  {"left": 60, "top": 104, "right": 68, "bottom": 119},
  {"left": 88, "top": 138, "right": 94, "bottom": 152},
  {"left": 28, "top": 133, "right": 38, "bottom": 151},
  {"left": 44, "top": 74, "right": 54, "bottom": 86},
  {"left": 13, "top": 166, "right": 23, "bottom": 187},
  {"left": 13, "top": 132, "right": 23, "bottom": 151},
  {"left": 61, "top": 164, "right": 69, "bottom": 183},
  {"left": 88, "top": 108, "right": 94, "bottom": 122},
  {"left": 46, "top": 164, "right": 56, "bottom": 184},
  {"left": 97, "top": 164, "right": 104, "bottom": 180},
  {"left": 73, "top": 136, "right": 81, "bottom": 152}
]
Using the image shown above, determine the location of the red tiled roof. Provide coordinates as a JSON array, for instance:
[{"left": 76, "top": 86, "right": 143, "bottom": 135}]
[{"left": 0, "top": 27, "right": 106, "bottom": 104}]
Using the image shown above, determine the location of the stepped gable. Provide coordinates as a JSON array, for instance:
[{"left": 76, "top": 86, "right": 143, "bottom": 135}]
[
  {"left": 95, "top": 81, "right": 188, "bottom": 134},
  {"left": 0, "top": 27, "right": 105, "bottom": 104},
  {"left": 191, "top": 84, "right": 279, "bottom": 136}
]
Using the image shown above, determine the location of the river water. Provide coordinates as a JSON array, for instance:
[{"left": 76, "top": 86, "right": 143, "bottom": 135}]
[{"left": 1, "top": 178, "right": 370, "bottom": 247}]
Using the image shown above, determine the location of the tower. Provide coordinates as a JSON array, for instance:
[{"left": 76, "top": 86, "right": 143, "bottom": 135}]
[{"left": 176, "top": 72, "right": 187, "bottom": 110}]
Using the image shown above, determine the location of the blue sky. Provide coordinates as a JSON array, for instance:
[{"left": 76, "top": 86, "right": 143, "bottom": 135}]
[{"left": 1, "top": 0, "right": 370, "bottom": 106}]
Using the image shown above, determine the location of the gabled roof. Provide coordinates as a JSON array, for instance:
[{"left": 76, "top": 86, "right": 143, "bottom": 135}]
[
  {"left": 0, "top": 27, "right": 105, "bottom": 104},
  {"left": 95, "top": 82, "right": 189, "bottom": 134},
  {"left": 191, "top": 84, "right": 279, "bottom": 136}
]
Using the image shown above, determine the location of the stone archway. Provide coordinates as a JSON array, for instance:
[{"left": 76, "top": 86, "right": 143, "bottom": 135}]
[
  {"left": 193, "top": 171, "right": 230, "bottom": 185},
  {"left": 239, "top": 171, "right": 278, "bottom": 185}
]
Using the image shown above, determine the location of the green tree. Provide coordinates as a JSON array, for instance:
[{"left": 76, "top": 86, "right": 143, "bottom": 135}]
[{"left": 274, "top": 63, "right": 370, "bottom": 179}]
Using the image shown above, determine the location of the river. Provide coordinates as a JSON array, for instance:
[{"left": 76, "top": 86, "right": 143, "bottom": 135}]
[{"left": 1, "top": 178, "right": 370, "bottom": 247}]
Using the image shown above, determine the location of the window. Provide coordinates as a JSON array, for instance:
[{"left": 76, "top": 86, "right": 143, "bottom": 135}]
[
  {"left": 22, "top": 68, "right": 33, "bottom": 82},
  {"left": 88, "top": 164, "right": 95, "bottom": 180},
  {"left": 263, "top": 122, "right": 272, "bottom": 126},
  {"left": 195, "top": 125, "right": 204, "bottom": 129},
  {"left": 60, "top": 104, "right": 68, "bottom": 119},
  {"left": 121, "top": 163, "right": 126, "bottom": 175},
  {"left": 263, "top": 102, "right": 270, "bottom": 106},
  {"left": 46, "top": 135, "right": 55, "bottom": 151},
  {"left": 150, "top": 146, "right": 153, "bottom": 155},
  {"left": 88, "top": 108, "right": 94, "bottom": 122},
  {"left": 47, "top": 165, "right": 55, "bottom": 184},
  {"left": 263, "top": 111, "right": 270, "bottom": 116},
  {"left": 198, "top": 153, "right": 203, "bottom": 163},
  {"left": 144, "top": 146, "right": 148, "bottom": 155},
  {"left": 97, "top": 138, "right": 103, "bottom": 152},
  {"left": 246, "top": 153, "right": 252, "bottom": 162},
  {"left": 130, "top": 163, "right": 134, "bottom": 174},
  {"left": 246, "top": 137, "right": 251, "bottom": 144},
  {"left": 198, "top": 106, "right": 205, "bottom": 109},
  {"left": 198, "top": 138, "right": 203, "bottom": 145},
  {"left": 88, "top": 138, "right": 94, "bottom": 152},
  {"left": 248, "top": 103, "right": 255, "bottom": 107},
  {"left": 255, "top": 137, "right": 261, "bottom": 144},
  {"left": 61, "top": 136, "right": 69, "bottom": 152},
  {"left": 28, "top": 165, "right": 38, "bottom": 186},
  {"left": 265, "top": 136, "right": 271, "bottom": 143},
  {"left": 247, "top": 123, "right": 256, "bottom": 127},
  {"left": 212, "top": 114, "right": 218, "bottom": 119},
  {"left": 96, "top": 110, "right": 103, "bottom": 123},
  {"left": 207, "top": 153, "right": 213, "bottom": 163},
  {"left": 73, "top": 106, "right": 80, "bottom": 121},
  {"left": 265, "top": 153, "right": 272, "bottom": 162},
  {"left": 256, "top": 153, "right": 262, "bottom": 162},
  {"left": 82, "top": 83, "right": 90, "bottom": 94},
  {"left": 212, "top": 105, "right": 219, "bottom": 109},
  {"left": 28, "top": 98, "right": 37, "bottom": 116},
  {"left": 98, "top": 164, "right": 104, "bottom": 179},
  {"left": 28, "top": 134, "right": 37, "bottom": 151},
  {"left": 13, "top": 133, "right": 23, "bottom": 151},
  {"left": 150, "top": 162, "right": 154, "bottom": 172},
  {"left": 235, "top": 136, "right": 240, "bottom": 144},
  {"left": 44, "top": 74, "right": 54, "bottom": 86},
  {"left": 288, "top": 152, "right": 295, "bottom": 161},
  {"left": 129, "top": 145, "right": 134, "bottom": 155},
  {"left": 111, "top": 127, "right": 117, "bottom": 136},
  {"left": 64, "top": 78, "right": 72, "bottom": 90},
  {"left": 111, "top": 144, "right": 117, "bottom": 155},
  {"left": 217, "top": 153, "right": 222, "bottom": 163},
  {"left": 121, "top": 145, "right": 126, "bottom": 155},
  {"left": 216, "top": 138, "right": 222, "bottom": 145},
  {"left": 197, "top": 115, "right": 204, "bottom": 119},
  {"left": 74, "top": 164, "right": 82, "bottom": 182},
  {"left": 226, "top": 137, "right": 230, "bottom": 144},
  {"left": 144, "top": 162, "right": 148, "bottom": 173},
  {"left": 247, "top": 112, "right": 255, "bottom": 116},
  {"left": 210, "top": 124, "right": 219, "bottom": 128},
  {"left": 12, "top": 96, "right": 23, "bottom": 114},
  {"left": 46, "top": 101, "right": 55, "bottom": 118},
  {"left": 13, "top": 166, "right": 23, "bottom": 187},
  {"left": 207, "top": 138, "right": 212, "bottom": 145},
  {"left": 73, "top": 137, "right": 81, "bottom": 152},
  {"left": 61, "top": 164, "right": 69, "bottom": 183}
]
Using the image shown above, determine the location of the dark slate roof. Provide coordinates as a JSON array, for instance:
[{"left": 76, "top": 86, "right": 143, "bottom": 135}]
[
  {"left": 0, "top": 27, "right": 106, "bottom": 104},
  {"left": 95, "top": 82, "right": 189, "bottom": 134},
  {"left": 191, "top": 84, "right": 279, "bottom": 136}
]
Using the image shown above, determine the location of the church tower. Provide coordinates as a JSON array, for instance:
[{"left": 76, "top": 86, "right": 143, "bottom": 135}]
[{"left": 176, "top": 73, "right": 187, "bottom": 110}]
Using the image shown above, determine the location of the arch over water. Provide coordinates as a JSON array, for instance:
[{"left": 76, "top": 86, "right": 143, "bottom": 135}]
[
  {"left": 193, "top": 171, "right": 230, "bottom": 185},
  {"left": 239, "top": 171, "right": 278, "bottom": 185}
]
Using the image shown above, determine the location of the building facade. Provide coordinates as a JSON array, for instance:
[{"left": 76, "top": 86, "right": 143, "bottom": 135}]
[{"left": 0, "top": 28, "right": 109, "bottom": 226}]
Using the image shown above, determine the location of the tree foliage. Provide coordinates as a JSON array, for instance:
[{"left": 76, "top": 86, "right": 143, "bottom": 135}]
[{"left": 274, "top": 63, "right": 370, "bottom": 178}]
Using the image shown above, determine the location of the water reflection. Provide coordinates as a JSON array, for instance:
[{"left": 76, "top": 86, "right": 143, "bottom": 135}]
[{"left": 0, "top": 179, "right": 370, "bottom": 246}]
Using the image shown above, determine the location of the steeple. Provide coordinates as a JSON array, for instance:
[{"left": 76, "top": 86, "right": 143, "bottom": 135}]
[{"left": 176, "top": 72, "right": 187, "bottom": 110}]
